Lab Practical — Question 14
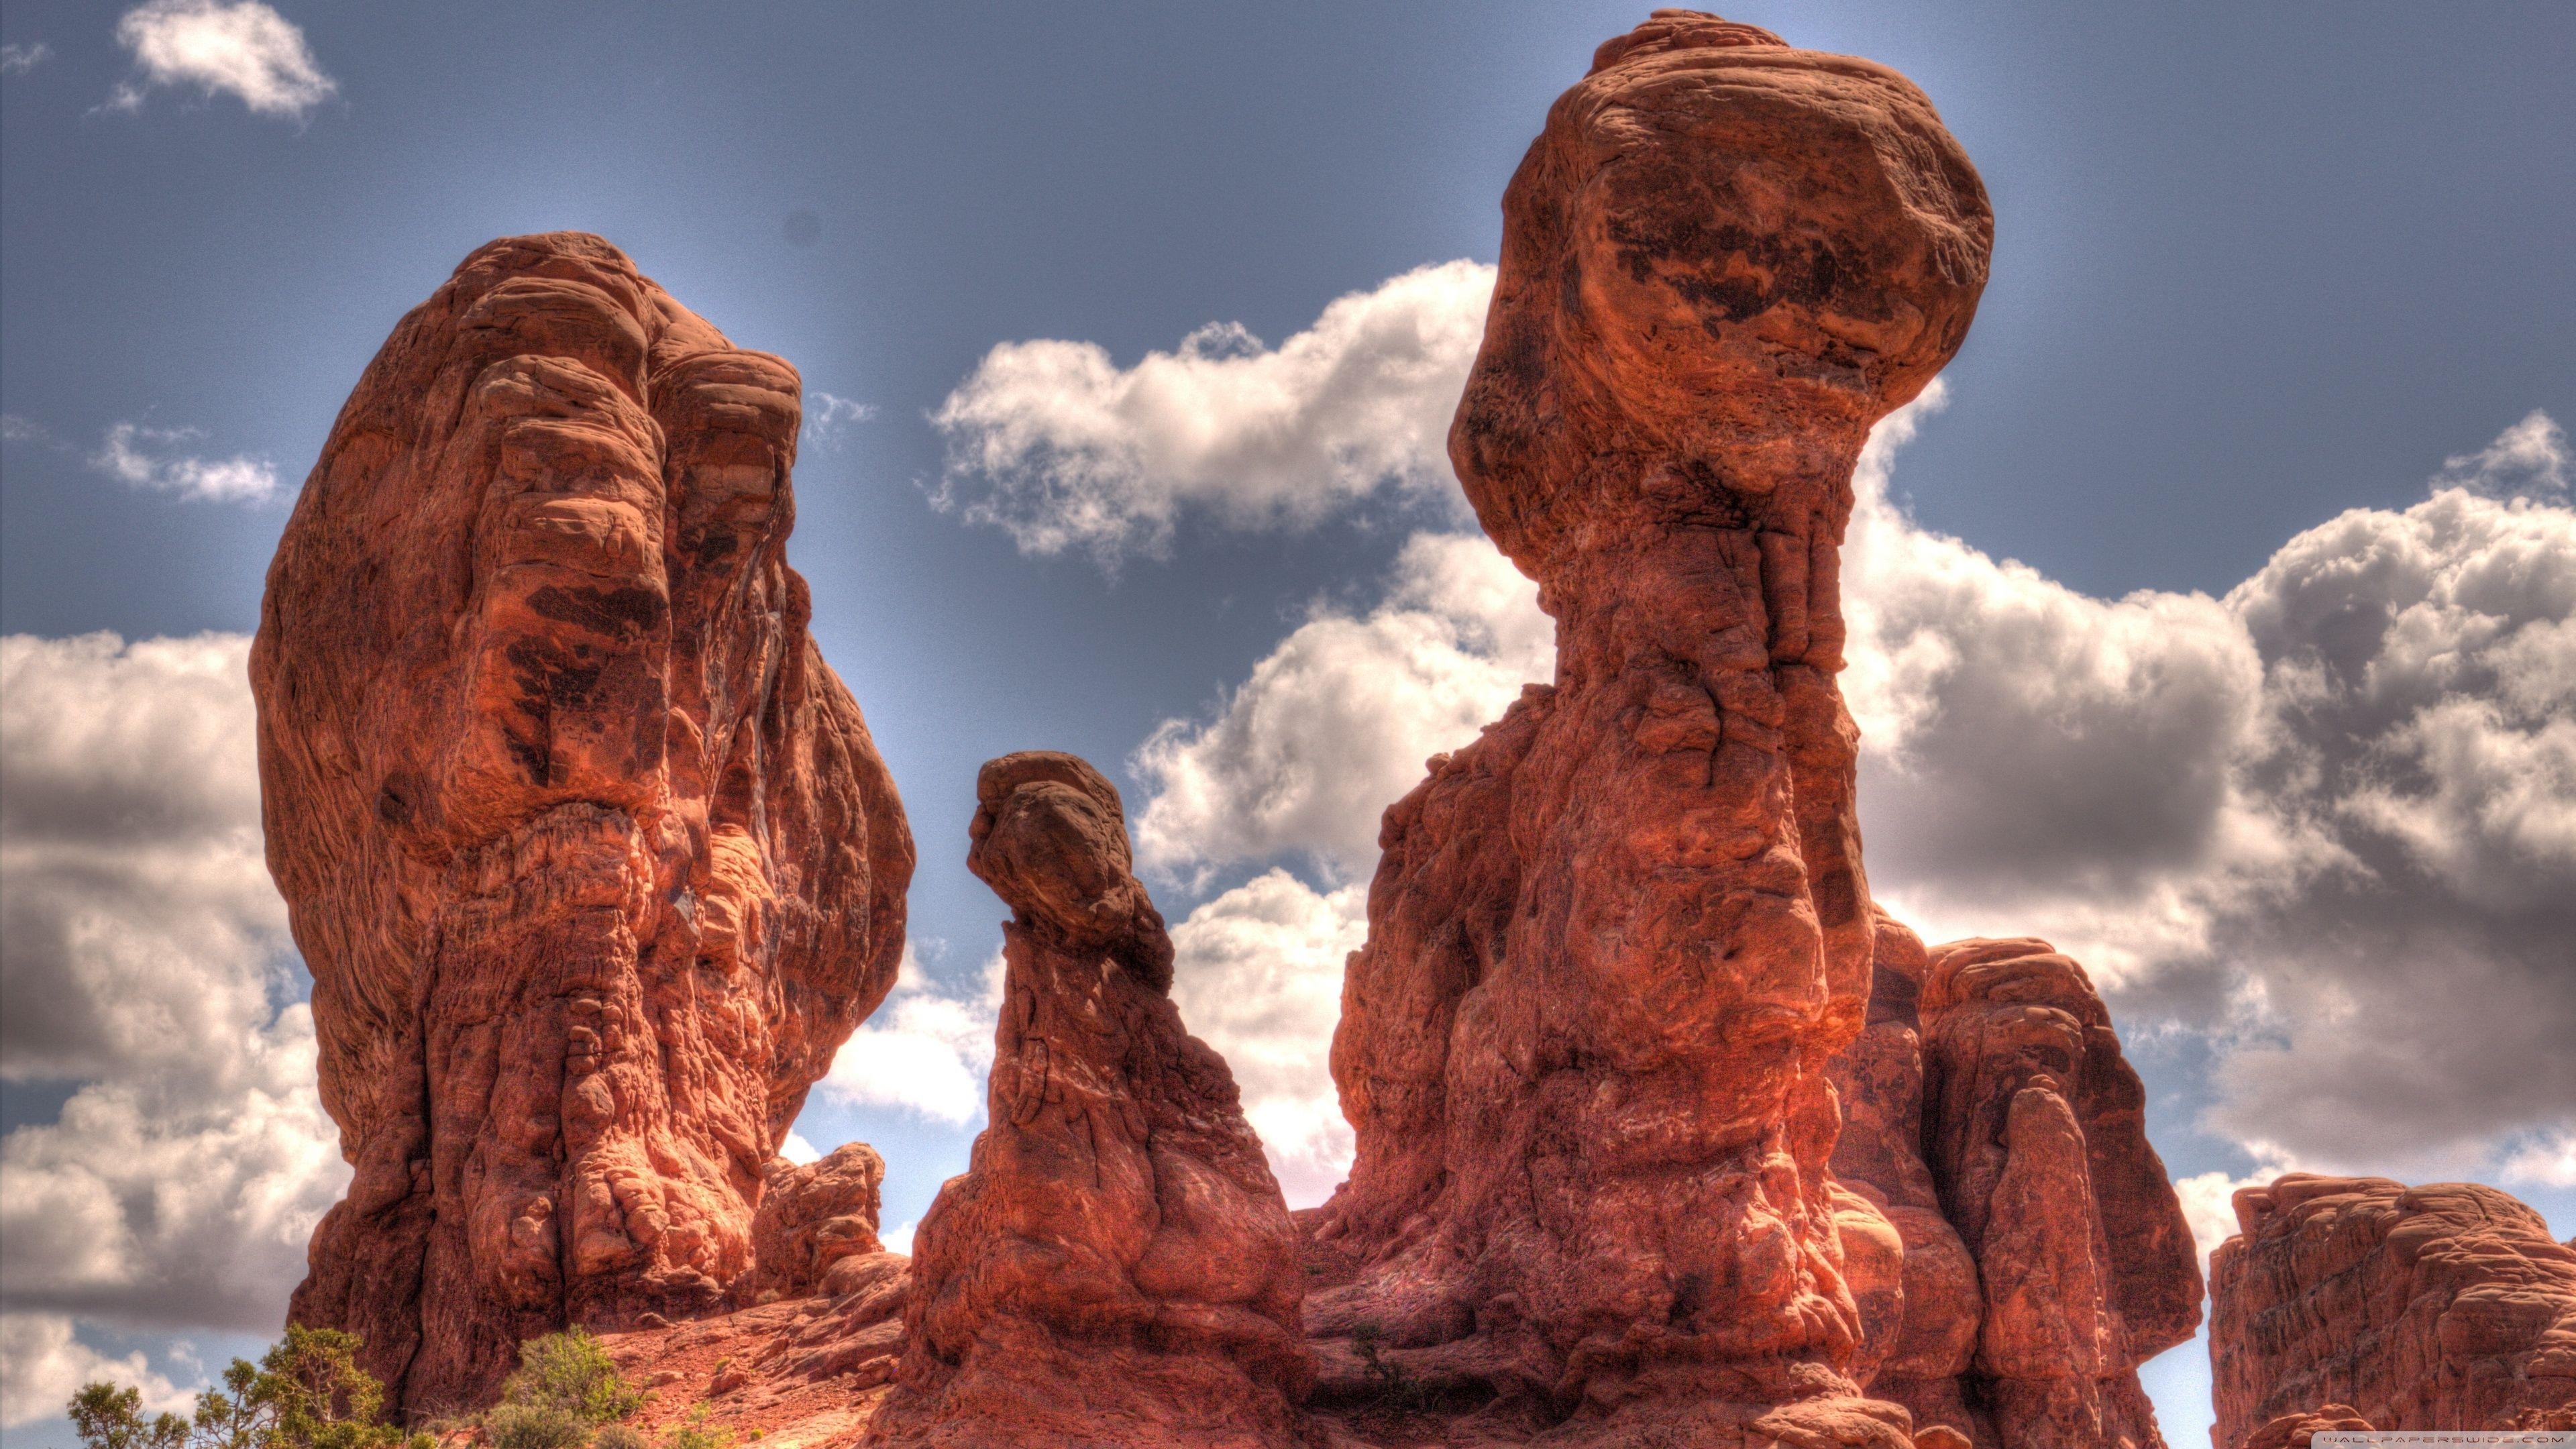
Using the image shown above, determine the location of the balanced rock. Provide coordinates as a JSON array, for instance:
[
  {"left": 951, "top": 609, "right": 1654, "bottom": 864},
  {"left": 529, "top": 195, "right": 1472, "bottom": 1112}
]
[
  {"left": 254, "top": 232, "right": 914, "bottom": 1412},
  {"left": 1314, "top": 10, "right": 1989, "bottom": 1443},
  {"left": 867, "top": 753, "right": 1309, "bottom": 1448},
  {"left": 2209, "top": 1175, "right": 2576, "bottom": 1441},
  {"left": 1913, "top": 938, "right": 2201, "bottom": 1448}
]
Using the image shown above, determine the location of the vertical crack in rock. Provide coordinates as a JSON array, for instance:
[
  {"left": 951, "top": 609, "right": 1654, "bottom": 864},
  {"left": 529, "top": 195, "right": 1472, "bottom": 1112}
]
[
  {"left": 865, "top": 753, "right": 1311, "bottom": 1448},
  {"left": 254, "top": 231, "right": 914, "bottom": 1416},
  {"left": 2209, "top": 1175, "right": 2576, "bottom": 1443}
]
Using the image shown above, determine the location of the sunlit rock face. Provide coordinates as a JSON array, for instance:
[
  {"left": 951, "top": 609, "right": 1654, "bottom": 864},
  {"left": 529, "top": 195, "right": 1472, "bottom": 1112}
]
[
  {"left": 255, "top": 231, "right": 913, "bottom": 1414},
  {"left": 865, "top": 752, "right": 1310, "bottom": 1449},
  {"left": 1311, "top": 9, "right": 1992, "bottom": 1444},
  {"left": 2210, "top": 1175, "right": 2576, "bottom": 1443}
]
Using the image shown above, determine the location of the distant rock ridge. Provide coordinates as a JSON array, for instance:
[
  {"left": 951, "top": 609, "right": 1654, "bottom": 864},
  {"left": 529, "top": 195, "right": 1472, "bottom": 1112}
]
[
  {"left": 2208, "top": 1174, "right": 2576, "bottom": 1444},
  {"left": 256, "top": 230, "right": 913, "bottom": 1413}
]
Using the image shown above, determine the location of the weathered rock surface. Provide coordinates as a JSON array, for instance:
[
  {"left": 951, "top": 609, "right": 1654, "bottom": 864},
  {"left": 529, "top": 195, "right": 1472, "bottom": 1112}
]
[
  {"left": 2209, "top": 1175, "right": 2576, "bottom": 1443},
  {"left": 2233, "top": 1405, "right": 2372, "bottom": 1449},
  {"left": 865, "top": 753, "right": 1311, "bottom": 1448},
  {"left": 743, "top": 1144, "right": 890, "bottom": 1304},
  {"left": 1912, "top": 938, "right": 2201, "bottom": 1448},
  {"left": 1823, "top": 913, "right": 1987, "bottom": 1441},
  {"left": 256, "top": 231, "right": 914, "bottom": 1414},
  {"left": 1312, "top": 10, "right": 1990, "bottom": 1444},
  {"left": 605, "top": 1246, "right": 914, "bottom": 1449}
]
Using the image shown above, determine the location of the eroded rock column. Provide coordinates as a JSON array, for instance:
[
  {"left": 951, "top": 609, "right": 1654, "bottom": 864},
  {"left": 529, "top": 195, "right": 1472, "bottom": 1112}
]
[
  {"left": 254, "top": 232, "right": 914, "bottom": 1413},
  {"left": 1314, "top": 11, "right": 1990, "bottom": 1442},
  {"left": 867, "top": 753, "right": 1309, "bottom": 1449}
]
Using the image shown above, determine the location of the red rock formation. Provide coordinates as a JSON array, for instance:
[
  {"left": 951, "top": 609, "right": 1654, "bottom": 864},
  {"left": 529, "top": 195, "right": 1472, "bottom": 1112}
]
[
  {"left": 254, "top": 231, "right": 914, "bottom": 1415},
  {"left": 2234, "top": 1406, "right": 2372, "bottom": 1449},
  {"left": 866, "top": 753, "right": 1310, "bottom": 1448},
  {"left": 2209, "top": 1175, "right": 2576, "bottom": 1442},
  {"left": 1825, "top": 914, "right": 1988, "bottom": 1442},
  {"left": 1313, "top": 11, "right": 1990, "bottom": 1444},
  {"left": 1913, "top": 938, "right": 2202, "bottom": 1448},
  {"left": 743, "top": 1144, "right": 890, "bottom": 1304}
]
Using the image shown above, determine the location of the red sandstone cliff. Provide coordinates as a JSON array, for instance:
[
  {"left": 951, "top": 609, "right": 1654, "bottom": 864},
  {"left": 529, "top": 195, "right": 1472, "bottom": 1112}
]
[
  {"left": 254, "top": 231, "right": 914, "bottom": 1414},
  {"left": 2208, "top": 1174, "right": 2576, "bottom": 1444}
]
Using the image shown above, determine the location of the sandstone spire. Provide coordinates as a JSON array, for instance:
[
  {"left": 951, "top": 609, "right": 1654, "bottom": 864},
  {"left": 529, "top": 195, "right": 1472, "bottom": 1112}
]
[
  {"left": 1310, "top": 10, "right": 1990, "bottom": 1443},
  {"left": 867, "top": 753, "right": 1310, "bottom": 1448},
  {"left": 254, "top": 231, "right": 914, "bottom": 1413}
]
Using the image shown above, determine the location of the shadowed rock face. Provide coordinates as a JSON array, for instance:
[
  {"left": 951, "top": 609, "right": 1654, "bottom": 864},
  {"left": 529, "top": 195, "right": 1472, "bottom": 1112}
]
[
  {"left": 1313, "top": 10, "right": 1988, "bottom": 1442},
  {"left": 254, "top": 231, "right": 914, "bottom": 1415},
  {"left": 2210, "top": 1175, "right": 2576, "bottom": 1442},
  {"left": 867, "top": 753, "right": 1309, "bottom": 1449}
]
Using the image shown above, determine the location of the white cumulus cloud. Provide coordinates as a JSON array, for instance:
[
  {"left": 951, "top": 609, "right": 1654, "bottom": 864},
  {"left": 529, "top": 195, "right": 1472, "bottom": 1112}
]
[
  {"left": 109, "top": 0, "right": 333, "bottom": 119},
  {"left": 1134, "top": 531, "right": 1551, "bottom": 881},
  {"left": 816, "top": 947, "right": 1002, "bottom": 1127},
  {"left": 932, "top": 260, "right": 1494, "bottom": 562},
  {"left": 89, "top": 423, "right": 281, "bottom": 504},
  {"left": 1168, "top": 871, "right": 1368, "bottom": 1205},
  {"left": 0, "top": 633, "right": 349, "bottom": 1338},
  {"left": 0, "top": 1313, "right": 193, "bottom": 1430},
  {"left": 1067, "top": 263, "right": 2573, "bottom": 1198}
]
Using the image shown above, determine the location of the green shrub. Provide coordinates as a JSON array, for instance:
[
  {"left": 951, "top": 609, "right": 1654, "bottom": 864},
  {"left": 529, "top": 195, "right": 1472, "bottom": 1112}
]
[
  {"left": 494, "top": 1330, "right": 643, "bottom": 1431},
  {"left": 661, "top": 1407, "right": 733, "bottom": 1449},
  {"left": 481, "top": 1403, "right": 584, "bottom": 1449},
  {"left": 587, "top": 1426, "right": 649, "bottom": 1449}
]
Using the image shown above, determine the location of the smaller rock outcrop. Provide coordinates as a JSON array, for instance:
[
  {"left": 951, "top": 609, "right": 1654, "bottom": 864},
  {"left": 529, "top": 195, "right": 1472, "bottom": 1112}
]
[
  {"left": 741, "top": 1144, "right": 890, "bottom": 1304},
  {"left": 1916, "top": 938, "right": 2203, "bottom": 1449},
  {"left": 2209, "top": 1175, "right": 2576, "bottom": 1442},
  {"left": 1824, "top": 914, "right": 1986, "bottom": 1442},
  {"left": 2234, "top": 1406, "right": 2372, "bottom": 1449},
  {"left": 865, "top": 753, "right": 1310, "bottom": 1449}
]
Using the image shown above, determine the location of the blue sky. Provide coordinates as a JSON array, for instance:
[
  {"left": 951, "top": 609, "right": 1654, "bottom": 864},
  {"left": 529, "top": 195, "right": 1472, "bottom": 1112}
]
[{"left": 3, "top": 3, "right": 2572, "bottom": 1444}]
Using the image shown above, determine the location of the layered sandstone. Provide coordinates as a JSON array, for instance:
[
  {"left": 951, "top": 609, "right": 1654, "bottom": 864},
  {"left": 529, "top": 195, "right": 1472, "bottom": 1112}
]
[
  {"left": 1313, "top": 10, "right": 1990, "bottom": 1444},
  {"left": 865, "top": 753, "right": 1309, "bottom": 1448},
  {"left": 255, "top": 231, "right": 914, "bottom": 1414},
  {"left": 2209, "top": 1175, "right": 2576, "bottom": 1443}
]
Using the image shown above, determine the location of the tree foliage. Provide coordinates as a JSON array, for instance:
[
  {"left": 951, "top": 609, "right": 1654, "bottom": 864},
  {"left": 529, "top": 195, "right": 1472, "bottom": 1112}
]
[{"left": 68, "top": 1328, "right": 427, "bottom": 1449}]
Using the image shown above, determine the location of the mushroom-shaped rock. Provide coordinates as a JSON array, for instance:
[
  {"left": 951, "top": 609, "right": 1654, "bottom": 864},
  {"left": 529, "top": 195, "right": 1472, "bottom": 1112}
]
[
  {"left": 865, "top": 752, "right": 1310, "bottom": 1449},
  {"left": 1915, "top": 938, "right": 2202, "bottom": 1449},
  {"left": 1313, "top": 11, "right": 1986, "bottom": 1442},
  {"left": 2210, "top": 1175, "right": 2576, "bottom": 1440},
  {"left": 255, "top": 232, "right": 914, "bottom": 1413}
]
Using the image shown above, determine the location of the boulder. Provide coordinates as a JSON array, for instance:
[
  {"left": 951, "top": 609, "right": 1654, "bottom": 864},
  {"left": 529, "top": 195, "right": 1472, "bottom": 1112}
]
[
  {"left": 255, "top": 231, "right": 914, "bottom": 1413},
  {"left": 865, "top": 753, "right": 1310, "bottom": 1448},
  {"left": 743, "top": 1144, "right": 890, "bottom": 1303}
]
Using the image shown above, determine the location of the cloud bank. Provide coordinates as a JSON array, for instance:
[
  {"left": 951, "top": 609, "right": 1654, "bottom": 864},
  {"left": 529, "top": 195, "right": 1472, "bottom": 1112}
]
[
  {"left": 0, "top": 633, "right": 349, "bottom": 1413},
  {"left": 816, "top": 947, "right": 1003, "bottom": 1127},
  {"left": 937, "top": 263, "right": 2573, "bottom": 1199},
  {"left": 110, "top": 0, "right": 335, "bottom": 119},
  {"left": 932, "top": 261, "right": 1493, "bottom": 562}
]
